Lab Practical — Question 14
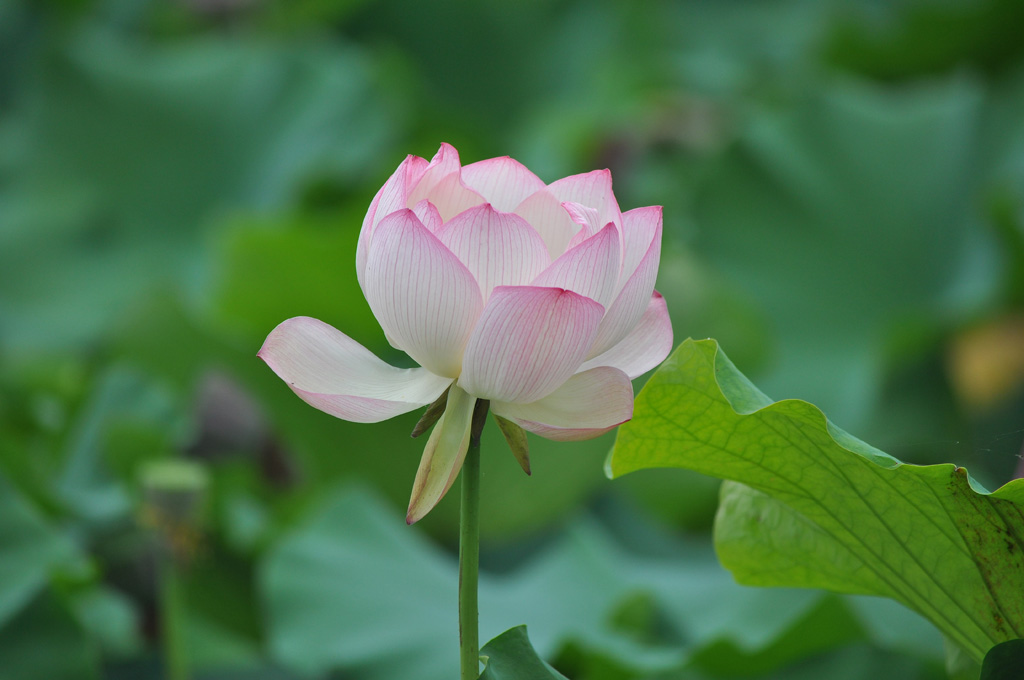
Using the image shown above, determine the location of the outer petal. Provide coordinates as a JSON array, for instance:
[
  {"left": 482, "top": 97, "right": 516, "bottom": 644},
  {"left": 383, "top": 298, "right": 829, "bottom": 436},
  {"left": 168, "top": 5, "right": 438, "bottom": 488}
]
[
  {"left": 588, "top": 213, "right": 662, "bottom": 357},
  {"left": 578, "top": 292, "right": 672, "bottom": 379},
  {"left": 461, "top": 156, "right": 546, "bottom": 212},
  {"left": 258, "top": 317, "right": 451, "bottom": 423},
  {"left": 357, "top": 154, "right": 429, "bottom": 289},
  {"left": 406, "top": 384, "right": 476, "bottom": 524},
  {"left": 406, "top": 144, "right": 485, "bottom": 221},
  {"left": 436, "top": 203, "right": 551, "bottom": 302},
  {"left": 531, "top": 223, "right": 621, "bottom": 308},
  {"left": 458, "top": 286, "right": 604, "bottom": 403},
  {"left": 364, "top": 210, "right": 484, "bottom": 378},
  {"left": 491, "top": 366, "right": 633, "bottom": 441},
  {"left": 618, "top": 206, "right": 662, "bottom": 288}
]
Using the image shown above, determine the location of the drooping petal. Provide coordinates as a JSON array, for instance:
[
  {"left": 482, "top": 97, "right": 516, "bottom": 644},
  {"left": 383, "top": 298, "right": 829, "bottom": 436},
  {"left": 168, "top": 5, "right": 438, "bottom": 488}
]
[
  {"left": 436, "top": 203, "right": 551, "bottom": 302},
  {"left": 406, "top": 384, "right": 476, "bottom": 524},
  {"left": 531, "top": 223, "right": 621, "bottom": 308},
  {"left": 461, "top": 156, "right": 546, "bottom": 212},
  {"left": 356, "top": 154, "right": 429, "bottom": 289},
  {"left": 405, "top": 144, "right": 485, "bottom": 221},
  {"left": 258, "top": 317, "right": 451, "bottom": 423},
  {"left": 578, "top": 292, "right": 672, "bottom": 379},
  {"left": 512, "top": 189, "right": 579, "bottom": 260},
  {"left": 618, "top": 206, "right": 662, "bottom": 287},
  {"left": 587, "top": 213, "right": 663, "bottom": 357},
  {"left": 491, "top": 366, "right": 633, "bottom": 441},
  {"left": 458, "top": 286, "right": 604, "bottom": 403},
  {"left": 364, "top": 210, "right": 484, "bottom": 378}
]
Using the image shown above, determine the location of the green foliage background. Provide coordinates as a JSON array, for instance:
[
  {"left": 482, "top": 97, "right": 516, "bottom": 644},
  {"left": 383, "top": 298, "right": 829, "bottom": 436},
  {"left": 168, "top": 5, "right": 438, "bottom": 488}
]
[{"left": 1, "top": 0, "right": 1023, "bottom": 678}]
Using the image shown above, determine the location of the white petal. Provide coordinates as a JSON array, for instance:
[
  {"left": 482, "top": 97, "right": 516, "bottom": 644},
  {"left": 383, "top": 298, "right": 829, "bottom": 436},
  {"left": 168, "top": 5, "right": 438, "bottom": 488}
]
[
  {"left": 619, "top": 206, "right": 662, "bottom": 287},
  {"left": 562, "top": 201, "right": 604, "bottom": 250},
  {"left": 406, "top": 384, "right": 476, "bottom": 524},
  {"left": 412, "top": 199, "right": 443, "bottom": 233},
  {"left": 512, "top": 189, "right": 579, "bottom": 260},
  {"left": 364, "top": 210, "right": 483, "bottom": 378},
  {"left": 436, "top": 203, "right": 551, "bottom": 302},
  {"left": 405, "top": 144, "right": 485, "bottom": 221},
  {"left": 579, "top": 292, "right": 672, "bottom": 379},
  {"left": 458, "top": 286, "right": 604, "bottom": 403},
  {"left": 258, "top": 317, "right": 451, "bottom": 423},
  {"left": 547, "top": 169, "right": 622, "bottom": 236},
  {"left": 588, "top": 213, "right": 663, "bottom": 357},
  {"left": 461, "top": 156, "right": 546, "bottom": 212},
  {"left": 491, "top": 367, "right": 633, "bottom": 441},
  {"left": 357, "top": 154, "right": 429, "bottom": 290},
  {"left": 531, "top": 223, "right": 621, "bottom": 307}
]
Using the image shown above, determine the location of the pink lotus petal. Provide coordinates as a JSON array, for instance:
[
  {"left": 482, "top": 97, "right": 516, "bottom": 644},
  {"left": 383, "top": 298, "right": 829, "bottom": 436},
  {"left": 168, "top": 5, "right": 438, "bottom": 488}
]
[
  {"left": 547, "top": 169, "right": 622, "bottom": 235},
  {"left": 405, "top": 143, "right": 460, "bottom": 202},
  {"left": 579, "top": 292, "right": 672, "bottom": 379},
  {"left": 563, "top": 201, "right": 603, "bottom": 250},
  {"left": 461, "top": 156, "right": 547, "bottom": 212},
  {"left": 588, "top": 213, "right": 663, "bottom": 357},
  {"left": 364, "top": 210, "right": 484, "bottom": 378},
  {"left": 491, "top": 366, "right": 633, "bottom": 441},
  {"left": 458, "top": 286, "right": 604, "bottom": 403},
  {"left": 258, "top": 317, "right": 451, "bottom": 423},
  {"left": 356, "top": 154, "right": 429, "bottom": 289},
  {"left": 436, "top": 204, "right": 551, "bottom": 302},
  {"left": 412, "top": 199, "right": 443, "bottom": 233},
  {"left": 513, "top": 189, "right": 579, "bottom": 260},
  {"left": 619, "top": 206, "right": 662, "bottom": 287},
  {"left": 406, "top": 385, "right": 476, "bottom": 524},
  {"left": 531, "top": 223, "right": 621, "bottom": 307},
  {"left": 405, "top": 144, "right": 485, "bottom": 221}
]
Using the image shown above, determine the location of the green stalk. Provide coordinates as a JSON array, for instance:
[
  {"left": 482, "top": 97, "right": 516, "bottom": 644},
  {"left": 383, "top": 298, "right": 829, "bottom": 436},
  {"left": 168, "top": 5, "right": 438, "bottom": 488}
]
[
  {"left": 159, "top": 555, "right": 189, "bottom": 680},
  {"left": 460, "top": 399, "right": 489, "bottom": 680}
]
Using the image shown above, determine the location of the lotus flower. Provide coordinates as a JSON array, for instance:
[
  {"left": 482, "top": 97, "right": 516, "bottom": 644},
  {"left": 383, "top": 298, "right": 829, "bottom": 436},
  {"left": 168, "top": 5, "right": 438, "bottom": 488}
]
[{"left": 259, "top": 144, "right": 672, "bottom": 522}]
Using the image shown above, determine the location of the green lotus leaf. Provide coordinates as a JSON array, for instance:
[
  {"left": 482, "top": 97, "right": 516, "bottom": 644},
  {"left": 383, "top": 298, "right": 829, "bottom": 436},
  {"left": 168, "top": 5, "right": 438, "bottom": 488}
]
[{"left": 610, "top": 338, "right": 1024, "bottom": 663}]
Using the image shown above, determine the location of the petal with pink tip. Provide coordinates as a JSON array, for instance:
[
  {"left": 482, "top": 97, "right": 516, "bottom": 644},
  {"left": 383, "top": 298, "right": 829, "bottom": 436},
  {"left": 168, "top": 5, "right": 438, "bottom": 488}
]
[
  {"left": 406, "top": 384, "right": 476, "bottom": 524},
  {"left": 548, "top": 169, "right": 622, "bottom": 233},
  {"left": 405, "top": 144, "right": 485, "bottom": 221},
  {"left": 491, "top": 366, "right": 633, "bottom": 441},
  {"left": 461, "top": 156, "right": 546, "bottom": 211},
  {"left": 512, "top": 189, "right": 579, "bottom": 260},
  {"left": 412, "top": 199, "right": 443, "bottom": 233},
  {"left": 579, "top": 292, "right": 672, "bottom": 379},
  {"left": 619, "top": 206, "right": 662, "bottom": 286},
  {"left": 588, "top": 215, "right": 663, "bottom": 357},
  {"left": 257, "top": 317, "right": 451, "bottom": 423},
  {"left": 357, "top": 154, "right": 429, "bottom": 289},
  {"left": 436, "top": 204, "right": 551, "bottom": 301},
  {"left": 531, "top": 223, "right": 621, "bottom": 307},
  {"left": 562, "top": 201, "right": 603, "bottom": 250},
  {"left": 364, "top": 210, "right": 484, "bottom": 378},
  {"left": 458, "top": 286, "right": 604, "bottom": 403}
]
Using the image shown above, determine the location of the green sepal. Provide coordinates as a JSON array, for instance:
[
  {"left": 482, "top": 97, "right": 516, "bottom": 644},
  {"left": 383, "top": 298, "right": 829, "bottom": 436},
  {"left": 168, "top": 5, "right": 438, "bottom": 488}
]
[
  {"left": 494, "top": 415, "right": 530, "bottom": 475},
  {"left": 410, "top": 385, "right": 450, "bottom": 438}
]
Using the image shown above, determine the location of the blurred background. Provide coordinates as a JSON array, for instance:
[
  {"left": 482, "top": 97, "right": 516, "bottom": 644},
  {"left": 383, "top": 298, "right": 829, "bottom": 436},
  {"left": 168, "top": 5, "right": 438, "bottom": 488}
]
[{"left": 1, "top": 0, "right": 1023, "bottom": 678}]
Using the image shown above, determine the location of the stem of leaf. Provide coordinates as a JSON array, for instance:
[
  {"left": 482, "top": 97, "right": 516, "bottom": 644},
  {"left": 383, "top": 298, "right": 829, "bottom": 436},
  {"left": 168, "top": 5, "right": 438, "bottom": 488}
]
[{"left": 460, "top": 399, "right": 488, "bottom": 680}]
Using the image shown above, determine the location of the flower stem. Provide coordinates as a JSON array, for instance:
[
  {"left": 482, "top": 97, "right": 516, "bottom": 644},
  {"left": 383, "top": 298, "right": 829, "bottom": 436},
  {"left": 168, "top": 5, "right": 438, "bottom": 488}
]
[
  {"left": 460, "top": 399, "right": 489, "bottom": 680},
  {"left": 159, "top": 555, "right": 189, "bottom": 680}
]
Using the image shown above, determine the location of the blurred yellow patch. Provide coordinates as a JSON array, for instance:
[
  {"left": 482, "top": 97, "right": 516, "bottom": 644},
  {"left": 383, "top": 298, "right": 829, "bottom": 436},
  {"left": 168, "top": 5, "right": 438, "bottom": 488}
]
[{"left": 948, "top": 315, "right": 1024, "bottom": 411}]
